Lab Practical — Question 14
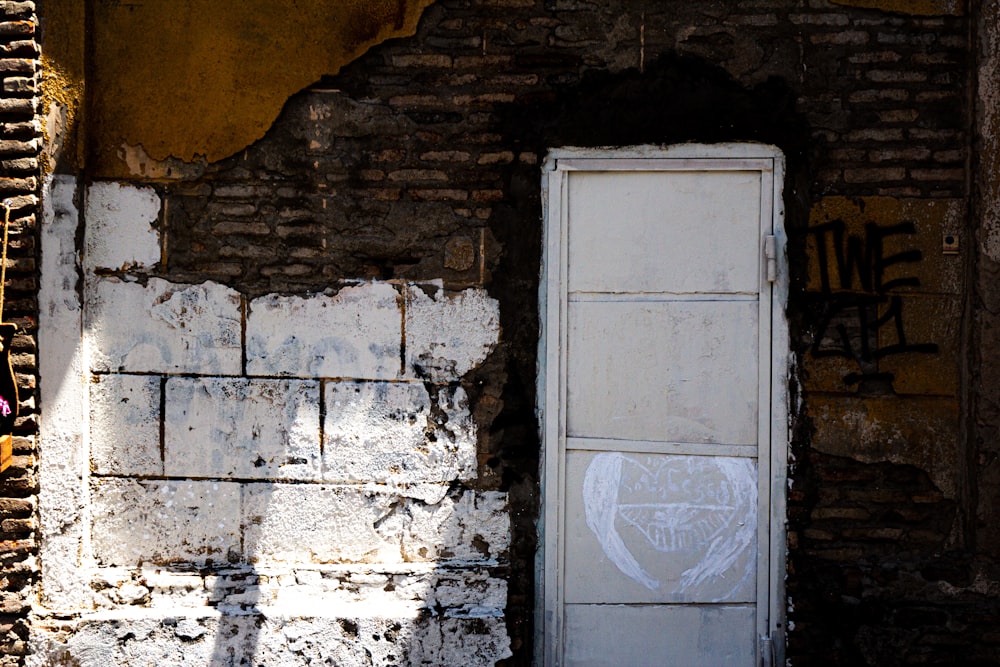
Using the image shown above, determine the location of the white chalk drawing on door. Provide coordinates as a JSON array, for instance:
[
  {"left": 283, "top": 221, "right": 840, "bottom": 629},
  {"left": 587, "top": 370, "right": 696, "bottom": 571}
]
[{"left": 583, "top": 453, "right": 757, "bottom": 597}]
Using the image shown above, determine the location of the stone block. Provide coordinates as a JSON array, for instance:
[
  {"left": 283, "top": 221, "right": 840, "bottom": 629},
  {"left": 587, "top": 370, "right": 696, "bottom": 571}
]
[
  {"left": 246, "top": 283, "right": 401, "bottom": 379},
  {"left": 85, "top": 182, "right": 161, "bottom": 272},
  {"left": 164, "top": 377, "right": 320, "bottom": 480},
  {"left": 242, "top": 483, "right": 400, "bottom": 564},
  {"left": 402, "top": 490, "right": 510, "bottom": 563},
  {"left": 252, "top": 615, "right": 415, "bottom": 666},
  {"left": 226, "top": 611, "right": 511, "bottom": 666},
  {"left": 29, "top": 612, "right": 511, "bottom": 667},
  {"left": 87, "top": 277, "right": 242, "bottom": 375},
  {"left": 242, "top": 485, "right": 508, "bottom": 566},
  {"left": 404, "top": 286, "right": 499, "bottom": 380},
  {"left": 90, "top": 374, "right": 161, "bottom": 476},
  {"left": 91, "top": 478, "right": 241, "bottom": 566},
  {"left": 323, "top": 381, "right": 476, "bottom": 484}
]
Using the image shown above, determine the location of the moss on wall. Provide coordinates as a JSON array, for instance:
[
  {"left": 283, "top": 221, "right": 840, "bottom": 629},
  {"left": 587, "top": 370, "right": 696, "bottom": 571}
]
[{"left": 40, "top": 0, "right": 86, "bottom": 173}]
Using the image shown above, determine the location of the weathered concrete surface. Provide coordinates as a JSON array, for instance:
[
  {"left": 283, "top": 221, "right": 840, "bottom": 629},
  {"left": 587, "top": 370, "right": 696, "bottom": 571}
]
[
  {"left": 39, "top": 175, "right": 90, "bottom": 611},
  {"left": 981, "top": 1, "right": 1000, "bottom": 263},
  {"left": 87, "top": 277, "right": 242, "bottom": 375},
  {"left": 246, "top": 284, "right": 402, "bottom": 380},
  {"left": 90, "top": 374, "right": 161, "bottom": 477},
  {"left": 323, "top": 381, "right": 477, "bottom": 484},
  {"left": 404, "top": 286, "right": 501, "bottom": 381},
  {"left": 805, "top": 197, "right": 964, "bottom": 296},
  {"left": 803, "top": 196, "right": 964, "bottom": 398},
  {"left": 975, "top": 0, "right": 1000, "bottom": 557},
  {"left": 28, "top": 610, "right": 512, "bottom": 667},
  {"left": 164, "top": 377, "right": 321, "bottom": 480},
  {"left": 84, "top": 182, "right": 161, "bottom": 272},
  {"left": 809, "top": 395, "right": 959, "bottom": 498}
]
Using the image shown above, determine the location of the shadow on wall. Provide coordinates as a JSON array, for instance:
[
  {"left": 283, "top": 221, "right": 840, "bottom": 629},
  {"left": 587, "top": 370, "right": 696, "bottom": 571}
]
[
  {"left": 475, "top": 52, "right": 815, "bottom": 663},
  {"left": 493, "top": 53, "right": 810, "bottom": 165}
]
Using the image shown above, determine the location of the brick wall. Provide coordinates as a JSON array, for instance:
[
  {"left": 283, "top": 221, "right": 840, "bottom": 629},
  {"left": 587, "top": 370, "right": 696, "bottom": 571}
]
[
  {"left": 0, "top": 0, "right": 37, "bottom": 664},
  {"left": 29, "top": 0, "right": 992, "bottom": 665},
  {"left": 151, "top": 5, "right": 970, "bottom": 660}
]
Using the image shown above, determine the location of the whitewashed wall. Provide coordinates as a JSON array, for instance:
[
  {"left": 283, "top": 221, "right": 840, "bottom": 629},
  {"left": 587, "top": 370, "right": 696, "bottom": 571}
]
[{"left": 33, "top": 178, "right": 512, "bottom": 666}]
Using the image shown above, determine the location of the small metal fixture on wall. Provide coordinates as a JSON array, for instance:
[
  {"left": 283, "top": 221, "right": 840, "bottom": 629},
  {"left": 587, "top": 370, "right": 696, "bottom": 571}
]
[{"left": 0, "top": 202, "right": 19, "bottom": 472}]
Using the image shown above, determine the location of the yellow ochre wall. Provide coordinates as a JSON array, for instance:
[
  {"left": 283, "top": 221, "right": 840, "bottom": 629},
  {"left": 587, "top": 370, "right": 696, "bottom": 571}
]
[{"left": 43, "top": 0, "right": 434, "bottom": 177}]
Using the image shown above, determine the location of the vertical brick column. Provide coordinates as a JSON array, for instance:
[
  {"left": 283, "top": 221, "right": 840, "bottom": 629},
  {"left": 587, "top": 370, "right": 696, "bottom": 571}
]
[{"left": 0, "top": 1, "right": 38, "bottom": 665}]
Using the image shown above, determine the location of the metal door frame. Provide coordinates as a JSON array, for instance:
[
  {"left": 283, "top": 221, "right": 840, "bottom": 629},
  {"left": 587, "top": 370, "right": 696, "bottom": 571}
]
[{"left": 536, "top": 144, "right": 789, "bottom": 666}]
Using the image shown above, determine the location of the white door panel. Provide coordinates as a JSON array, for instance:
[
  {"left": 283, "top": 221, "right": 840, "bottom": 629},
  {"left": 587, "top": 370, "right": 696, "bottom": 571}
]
[
  {"left": 563, "top": 604, "right": 756, "bottom": 667},
  {"left": 566, "top": 169, "right": 762, "bottom": 295},
  {"left": 567, "top": 300, "right": 759, "bottom": 445},
  {"left": 564, "top": 450, "right": 758, "bottom": 604}
]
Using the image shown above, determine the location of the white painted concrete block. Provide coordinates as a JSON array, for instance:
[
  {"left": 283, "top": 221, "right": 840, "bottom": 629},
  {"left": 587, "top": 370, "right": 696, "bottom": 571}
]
[
  {"left": 252, "top": 616, "right": 415, "bottom": 666},
  {"left": 402, "top": 491, "right": 510, "bottom": 563},
  {"left": 87, "top": 277, "right": 242, "bottom": 375},
  {"left": 243, "top": 485, "right": 508, "bottom": 566},
  {"left": 242, "top": 483, "right": 402, "bottom": 564},
  {"left": 29, "top": 613, "right": 511, "bottom": 667},
  {"left": 39, "top": 174, "right": 91, "bottom": 610},
  {"left": 323, "top": 382, "right": 476, "bottom": 484},
  {"left": 28, "top": 616, "right": 220, "bottom": 667},
  {"left": 164, "top": 377, "right": 321, "bottom": 480},
  {"left": 409, "top": 617, "right": 512, "bottom": 666},
  {"left": 84, "top": 181, "right": 161, "bottom": 272},
  {"left": 90, "top": 374, "right": 162, "bottom": 476},
  {"left": 404, "top": 286, "right": 500, "bottom": 380},
  {"left": 429, "top": 570, "right": 508, "bottom": 617},
  {"left": 252, "top": 615, "right": 512, "bottom": 666},
  {"left": 91, "top": 478, "right": 241, "bottom": 566},
  {"left": 246, "top": 283, "right": 401, "bottom": 379}
]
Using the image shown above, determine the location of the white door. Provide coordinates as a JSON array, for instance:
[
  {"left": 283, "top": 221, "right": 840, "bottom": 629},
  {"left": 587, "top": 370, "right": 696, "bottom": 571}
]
[{"left": 539, "top": 145, "right": 788, "bottom": 667}]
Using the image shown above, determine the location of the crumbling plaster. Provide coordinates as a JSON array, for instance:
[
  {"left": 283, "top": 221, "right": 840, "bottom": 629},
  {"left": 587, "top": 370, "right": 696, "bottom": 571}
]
[
  {"left": 34, "top": 177, "right": 512, "bottom": 663},
  {"left": 42, "top": 0, "right": 435, "bottom": 177}
]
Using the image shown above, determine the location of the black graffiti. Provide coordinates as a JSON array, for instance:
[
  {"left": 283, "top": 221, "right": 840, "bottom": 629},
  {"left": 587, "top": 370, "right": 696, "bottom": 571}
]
[{"left": 807, "top": 218, "right": 938, "bottom": 388}]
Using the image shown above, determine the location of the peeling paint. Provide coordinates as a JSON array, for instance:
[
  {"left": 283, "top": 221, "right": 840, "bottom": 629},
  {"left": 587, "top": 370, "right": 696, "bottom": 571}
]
[{"left": 45, "top": 0, "right": 436, "bottom": 177}]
